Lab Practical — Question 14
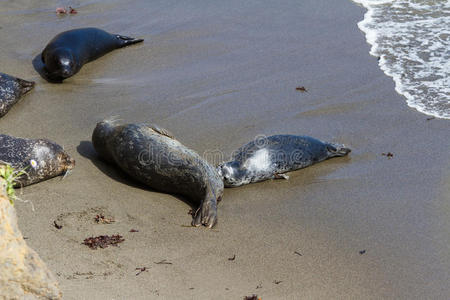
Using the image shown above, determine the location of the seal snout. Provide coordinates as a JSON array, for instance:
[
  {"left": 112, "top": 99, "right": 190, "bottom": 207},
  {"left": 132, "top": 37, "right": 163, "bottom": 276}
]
[
  {"left": 59, "top": 152, "right": 75, "bottom": 171},
  {"left": 66, "top": 156, "right": 76, "bottom": 170},
  {"left": 60, "top": 67, "right": 73, "bottom": 78}
]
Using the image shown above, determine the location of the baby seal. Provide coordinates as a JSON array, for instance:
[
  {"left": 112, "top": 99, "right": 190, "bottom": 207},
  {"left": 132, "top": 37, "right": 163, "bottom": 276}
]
[
  {"left": 0, "top": 134, "right": 75, "bottom": 187},
  {"left": 92, "top": 120, "right": 224, "bottom": 228},
  {"left": 0, "top": 73, "right": 35, "bottom": 118},
  {"left": 41, "top": 27, "right": 144, "bottom": 81},
  {"left": 218, "top": 135, "right": 351, "bottom": 187}
]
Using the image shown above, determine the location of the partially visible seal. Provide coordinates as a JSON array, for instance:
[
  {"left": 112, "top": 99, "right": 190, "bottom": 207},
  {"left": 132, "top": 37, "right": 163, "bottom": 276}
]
[
  {"left": 41, "top": 27, "right": 144, "bottom": 81},
  {"left": 92, "top": 120, "right": 224, "bottom": 228},
  {"left": 0, "top": 134, "right": 75, "bottom": 187},
  {"left": 0, "top": 73, "right": 34, "bottom": 118},
  {"left": 217, "top": 135, "right": 351, "bottom": 187}
]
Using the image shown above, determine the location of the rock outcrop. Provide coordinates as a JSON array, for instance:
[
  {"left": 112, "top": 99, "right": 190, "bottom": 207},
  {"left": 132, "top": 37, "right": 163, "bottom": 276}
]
[{"left": 0, "top": 178, "right": 61, "bottom": 299}]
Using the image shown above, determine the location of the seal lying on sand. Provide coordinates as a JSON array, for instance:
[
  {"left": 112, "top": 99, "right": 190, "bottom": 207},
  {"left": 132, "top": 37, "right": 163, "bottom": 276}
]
[
  {"left": 218, "top": 135, "right": 351, "bottom": 187},
  {"left": 41, "top": 28, "right": 144, "bottom": 81},
  {"left": 92, "top": 120, "right": 224, "bottom": 228},
  {"left": 0, "top": 134, "right": 75, "bottom": 187},
  {"left": 0, "top": 73, "right": 34, "bottom": 118}
]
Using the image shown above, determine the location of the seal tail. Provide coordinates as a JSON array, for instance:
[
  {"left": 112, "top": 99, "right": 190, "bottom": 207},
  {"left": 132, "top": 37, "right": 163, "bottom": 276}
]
[
  {"left": 16, "top": 78, "right": 35, "bottom": 96},
  {"left": 326, "top": 143, "right": 351, "bottom": 157},
  {"left": 115, "top": 34, "right": 144, "bottom": 48}
]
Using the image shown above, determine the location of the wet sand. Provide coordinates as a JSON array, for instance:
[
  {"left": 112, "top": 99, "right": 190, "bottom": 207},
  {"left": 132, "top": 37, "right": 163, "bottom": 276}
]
[{"left": 1, "top": 0, "right": 450, "bottom": 299}]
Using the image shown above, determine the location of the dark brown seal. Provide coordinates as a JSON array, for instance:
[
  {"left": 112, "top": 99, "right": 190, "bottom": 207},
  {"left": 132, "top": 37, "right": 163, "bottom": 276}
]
[
  {"left": 0, "top": 134, "right": 75, "bottom": 187},
  {"left": 0, "top": 73, "right": 34, "bottom": 118},
  {"left": 92, "top": 119, "right": 224, "bottom": 228},
  {"left": 41, "top": 27, "right": 143, "bottom": 81}
]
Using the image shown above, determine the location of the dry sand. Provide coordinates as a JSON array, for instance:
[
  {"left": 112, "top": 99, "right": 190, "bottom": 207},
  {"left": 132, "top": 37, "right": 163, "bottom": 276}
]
[{"left": 1, "top": 0, "right": 449, "bottom": 299}]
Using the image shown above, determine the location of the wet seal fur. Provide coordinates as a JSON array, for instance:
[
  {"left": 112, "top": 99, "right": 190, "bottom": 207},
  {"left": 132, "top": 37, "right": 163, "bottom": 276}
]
[
  {"left": 0, "top": 73, "right": 34, "bottom": 118},
  {"left": 218, "top": 135, "right": 351, "bottom": 187},
  {"left": 41, "top": 27, "right": 143, "bottom": 82},
  {"left": 0, "top": 134, "right": 75, "bottom": 187},
  {"left": 92, "top": 120, "right": 224, "bottom": 228}
]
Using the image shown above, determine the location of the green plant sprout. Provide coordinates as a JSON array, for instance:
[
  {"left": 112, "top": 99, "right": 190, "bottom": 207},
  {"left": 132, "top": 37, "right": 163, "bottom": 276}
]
[{"left": 0, "top": 164, "right": 27, "bottom": 205}]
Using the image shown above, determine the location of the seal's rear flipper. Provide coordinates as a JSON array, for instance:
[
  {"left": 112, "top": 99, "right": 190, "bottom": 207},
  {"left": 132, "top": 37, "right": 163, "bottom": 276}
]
[
  {"left": 116, "top": 34, "right": 144, "bottom": 48},
  {"left": 274, "top": 173, "right": 289, "bottom": 180},
  {"left": 326, "top": 143, "right": 351, "bottom": 157},
  {"left": 15, "top": 78, "right": 35, "bottom": 95}
]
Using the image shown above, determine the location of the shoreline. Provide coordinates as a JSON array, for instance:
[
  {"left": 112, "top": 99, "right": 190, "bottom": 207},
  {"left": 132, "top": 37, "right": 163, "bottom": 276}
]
[{"left": 1, "top": 0, "right": 449, "bottom": 298}]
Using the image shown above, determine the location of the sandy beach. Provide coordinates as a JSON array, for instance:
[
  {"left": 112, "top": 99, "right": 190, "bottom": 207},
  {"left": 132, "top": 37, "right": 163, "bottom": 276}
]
[{"left": 1, "top": 0, "right": 449, "bottom": 298}]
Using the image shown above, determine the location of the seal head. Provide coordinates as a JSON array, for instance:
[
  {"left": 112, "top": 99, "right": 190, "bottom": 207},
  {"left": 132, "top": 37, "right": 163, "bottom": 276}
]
[{"left": 42, "top": 48, "right": 78, "bottom": 80}]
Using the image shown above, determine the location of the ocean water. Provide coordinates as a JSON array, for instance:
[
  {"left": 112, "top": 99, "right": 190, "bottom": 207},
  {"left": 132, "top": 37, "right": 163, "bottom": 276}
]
[{"left": 352, "top": 0, "right": 450, "bottom": 119}]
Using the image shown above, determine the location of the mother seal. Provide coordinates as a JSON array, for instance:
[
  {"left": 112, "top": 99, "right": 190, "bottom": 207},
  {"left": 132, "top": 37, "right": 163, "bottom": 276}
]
[
  {"left": 41, "top": 28, "right": 143, "bottom": 81},
  {"left": 92, "top": 119, "right": 224, "bottom": 228},
  {"left": 0, "top": 73, "right": 34, "bottom": 118},
  {"left": 218, "top": 135, "right": 351, "bottom": 187},
  {"left": 0, "top": 134, "right": 75, "bottom": 187}
]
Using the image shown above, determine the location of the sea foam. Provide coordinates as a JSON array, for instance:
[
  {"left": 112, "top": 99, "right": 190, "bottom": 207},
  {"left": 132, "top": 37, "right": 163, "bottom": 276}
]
[{"left": 352, "top": 0, "right": 450, "bottom": 119}]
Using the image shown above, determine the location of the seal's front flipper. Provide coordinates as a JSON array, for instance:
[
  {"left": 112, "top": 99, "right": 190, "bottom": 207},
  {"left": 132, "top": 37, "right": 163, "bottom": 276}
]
[
  {"left": 274, "top": 173, "right": 289, "bottom": 180},
  {"left": 115, "top": 34, "right": 144, "bottom": 48},
  {"left": 146, "top": 124, "right": 175, "bottom": 139}
]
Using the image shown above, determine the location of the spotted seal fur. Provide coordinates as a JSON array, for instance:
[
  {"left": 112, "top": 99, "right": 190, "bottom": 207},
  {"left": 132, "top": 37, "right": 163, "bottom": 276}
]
[
  {"left": 218, "top": 135, "right": 350, "bottom": 187},
  {"left": 92, "top": 120, "right": 224, "bottom": 228},
  {"left": 0, "top": 134, "right": 75, "bottom": 187}
]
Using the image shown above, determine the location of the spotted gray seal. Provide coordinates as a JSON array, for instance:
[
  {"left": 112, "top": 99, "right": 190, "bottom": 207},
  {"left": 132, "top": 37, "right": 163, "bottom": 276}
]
[
  {"left": 92, "top": 120, "right": 224, "bottom": 228},
  {"left": 217, "top": 135, "right": 351, "bottom": 187},
  {"left": 0, "top": 73, "right": 34, "bottom": 118},
  {"left": 0, "top": 134, "right": 75, "bottom": 187},
  {"left": 41, "top": 27, "right": 144, "bottom": 81}
]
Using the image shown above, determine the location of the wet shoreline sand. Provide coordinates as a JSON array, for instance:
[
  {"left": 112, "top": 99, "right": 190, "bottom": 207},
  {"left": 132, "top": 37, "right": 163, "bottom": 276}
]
[{"left": 1, "top": 0, "right": 449, "bottom": 298}]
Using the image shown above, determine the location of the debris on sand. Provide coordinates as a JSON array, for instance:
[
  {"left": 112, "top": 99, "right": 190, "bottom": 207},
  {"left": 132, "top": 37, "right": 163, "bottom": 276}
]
[
  {"left": 294, "top": 251, "right": 302, "bottom": 256},
  {"left": 381, "top": 152, "right": 394, "bottom": 159},
  {"left": 273, "top": 280, "right": 282, "bottom": 284},
  {"left": 154, "top": 259, "right": 172, "bottom": 265},
  {"left": 82, "top": 235, "right": 124, "bottom": 249},
  {"left": 228, "top": 254, "right": 236, "bottom": 261},
  {"left": 55, "top": 7, "right": 78, "bottom": 15},
  {"left": 94, "top": 214, "right": 115, "bottom": 224},
  {"left": 129, "top": 229, "right": 139, "bottom": 232},
  {"left": 296, "top": 86, "right": 307, "bottom": 92},
  {"left": 135, "top": 267, "right": 148, "bottom": 276},
  {"left": 53, "top": 221, "right": 62, "bottom": 229},
  {"left": 55, "top": 7, "right": 67, "bottom": 14},
  {"left": 244, "top": 295, "right": 261, "bottom": 300},
  {"left": 359, "top": 249, "right": 366, "bottom": 255}
]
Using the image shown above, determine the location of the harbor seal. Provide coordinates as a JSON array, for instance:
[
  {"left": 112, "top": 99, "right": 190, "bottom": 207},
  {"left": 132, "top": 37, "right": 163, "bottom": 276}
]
[
  {"left": 217, "top": 135, "right": 351, "bottom": 187},
  {"left": 41, "top": 27, "right": 144, "bottom": 81},
  {"left": 92, "top": 120, "right": 224, "bottom": 228},
  {"left": 0, "top": 134, "right": 75, "bottom": 187},
  {"left": 0, "top": 73, "right": 34, "bottom": 118}
]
